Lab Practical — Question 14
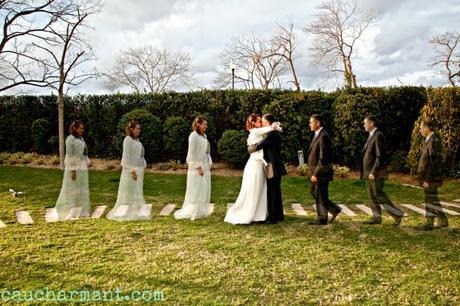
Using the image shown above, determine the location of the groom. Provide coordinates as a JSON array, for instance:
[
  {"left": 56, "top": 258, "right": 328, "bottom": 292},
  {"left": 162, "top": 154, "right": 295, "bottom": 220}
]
[{"left": 249, "top": 114, "right": 287, "bottom": 224}]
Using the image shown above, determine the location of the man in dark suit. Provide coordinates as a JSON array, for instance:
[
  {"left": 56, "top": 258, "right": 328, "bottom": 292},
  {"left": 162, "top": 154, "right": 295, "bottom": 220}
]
[
  {"left": 307, "top": 114, "right": 341, "bottom": 225},
  {"left": 361, "top": 115, "right": 404, "bottom": 225},
  {"left": 416, "top": 119, "right": 448, "bottom": 231},
  {"left": 249, "top": 114, "right": 287, "bottom": 224}
]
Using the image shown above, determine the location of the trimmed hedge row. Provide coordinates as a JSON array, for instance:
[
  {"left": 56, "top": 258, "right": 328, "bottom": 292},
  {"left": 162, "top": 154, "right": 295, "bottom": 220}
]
[{"left": 0, "top": 87, "right": 436, "bottom": 171}]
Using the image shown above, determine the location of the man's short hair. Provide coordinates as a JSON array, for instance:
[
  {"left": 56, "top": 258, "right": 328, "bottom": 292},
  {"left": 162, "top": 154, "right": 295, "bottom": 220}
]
[
  {"left": 310, "top": 114, "right": 323, "bottom": 126},
  {"left": 263, "top": 114, "right": 276, "bottom": 124},
  {"left": 365, "top": 115, "right": 379, "bottom": 126}
]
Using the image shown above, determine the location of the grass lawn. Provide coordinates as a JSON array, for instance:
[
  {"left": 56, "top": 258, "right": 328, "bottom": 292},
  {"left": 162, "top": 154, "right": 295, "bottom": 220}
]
[{"left": 0, "top": 166, "right": 459, "bottom": 304}]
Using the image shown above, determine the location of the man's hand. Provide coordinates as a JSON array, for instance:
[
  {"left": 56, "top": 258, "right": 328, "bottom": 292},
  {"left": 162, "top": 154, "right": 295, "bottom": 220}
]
[
  {"left": 71, "top": 170, "right": 77, "bottom": 180},
  {"left": 131, "top": 170, "right": 137, "bottom": 181},
  {"left": 248, "top": 144, "right": 257, "bottom": 154},
  {"left": 198, "top": 167, "right": 204, "bottom": 176},
  {"left": 368, "top": 173, "right": 375, "bottom": 180},
  {"left": 423, "top": 181, "right": 429, "bottom": 189},
  {"left": 310, "top": 175, "right": 318, "bottom": 183}
]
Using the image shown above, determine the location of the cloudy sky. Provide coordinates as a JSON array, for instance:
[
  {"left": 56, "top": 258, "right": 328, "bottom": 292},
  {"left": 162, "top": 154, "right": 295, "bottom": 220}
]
[{"left": 31, "top": 0, "right": 460, "bottom": 94}]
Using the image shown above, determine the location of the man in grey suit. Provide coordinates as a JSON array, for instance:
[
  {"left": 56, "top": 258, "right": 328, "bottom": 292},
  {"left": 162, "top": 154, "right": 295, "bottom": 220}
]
[
  {"left": 361, "top": 115, "right": 403, "bottom": 225},
  {"left": 307, "top": 114, "right": 341, "bottom": 225},
  {"left": 416, "top": 120, "right": 448, "bottom": 231}
]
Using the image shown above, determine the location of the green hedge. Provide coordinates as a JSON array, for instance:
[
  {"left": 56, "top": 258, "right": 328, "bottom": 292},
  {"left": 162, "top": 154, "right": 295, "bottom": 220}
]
[{"left": 0, "top": 87, "right": 436, "bottom": 171}]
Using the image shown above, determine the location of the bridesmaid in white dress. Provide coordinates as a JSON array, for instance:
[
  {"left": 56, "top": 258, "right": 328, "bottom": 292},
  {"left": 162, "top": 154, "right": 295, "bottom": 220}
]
[
  {"left": 54, "top": 120, "right": 91, "bottom": 220},
  {"left": 224, "top": 114, "right": 279, "bottom": 225},
  {"left": 107, "top": 121, "right": 151, "bottom": 221},
  {"left": 174, "top": 116, "right": 212, "bottom": 220}
]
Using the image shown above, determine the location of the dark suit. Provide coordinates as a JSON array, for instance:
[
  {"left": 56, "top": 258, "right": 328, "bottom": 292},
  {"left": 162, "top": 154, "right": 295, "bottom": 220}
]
[
  {"left": 307, "top": 128, "right": 341, "bottom": 223},
  {"left": 417, "top": 133, "right": 447, "bottom": 225},
  {"left": 254, "top": 131, "right": 287, "bottom": 222},
  {"left": 361, "top": 129, "right": 403, "bottom": 221}
]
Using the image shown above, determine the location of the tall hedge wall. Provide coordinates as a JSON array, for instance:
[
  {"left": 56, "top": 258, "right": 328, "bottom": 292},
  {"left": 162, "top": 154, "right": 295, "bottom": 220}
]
[{"left": 0, "top": 87, "right": 434, "bottom": 170}]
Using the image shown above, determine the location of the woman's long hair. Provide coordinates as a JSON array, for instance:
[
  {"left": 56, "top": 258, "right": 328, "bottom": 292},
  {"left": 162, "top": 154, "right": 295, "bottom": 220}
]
[
  {"left": 245, "top": 113, "right": 261, "bottom": 131},
  {"left": 125, "top": 120, "right": 140, "bottom": 138},
  {"left": 192, "top": 115, "right": 208, "bottom": 135}
]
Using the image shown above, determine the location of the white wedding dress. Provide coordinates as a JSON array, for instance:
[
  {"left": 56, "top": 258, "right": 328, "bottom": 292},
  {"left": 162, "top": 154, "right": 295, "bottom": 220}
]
[{"left": 224, "top": 126, "right": 273, "bottom": 224}]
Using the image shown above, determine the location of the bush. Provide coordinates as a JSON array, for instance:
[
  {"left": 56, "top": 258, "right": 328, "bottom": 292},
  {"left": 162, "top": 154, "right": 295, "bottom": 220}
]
[
  {"left": 163, "top": 116, "right": 191, "bottom": 162},
  {"left": 333, "top": 164, "right": 350, "bottom": 178},
  {"left": 389, "top": 150, "right": 409, "bottom": 173},
  {"left": 297, "top": 164, "right": 309, "bottom": 176},
  {"left": 218, "top": 130, "right": 248, "bottom": 168},
  {"left": 408, "top": 87, "right": 460, "bottom": 174},
  {"left": 116, "top": 109, "right": 163, "bottom": 163},
  {"left": 31, "top": 118, "right": 51, "bottom": 154}
]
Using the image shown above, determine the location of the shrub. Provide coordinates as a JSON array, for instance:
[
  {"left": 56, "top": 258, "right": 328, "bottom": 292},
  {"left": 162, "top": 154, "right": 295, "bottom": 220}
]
[
  {"left": 389, "top": 150, "right": 409, "bottom": 173},
  {"left": 333, "top": 164, "right": 350, "bottom": 178},
  {"left": 218, "top": 130, "right": 248, "bottom": 168},
  {"left": 297, "top": 164, "right": 309, "bottom": 176},
  {"left": 116, "top": 109, "right": 163, "bottom": 163},
  {"left": 163, "top": 116, "right": 191, "bottom": 162}
]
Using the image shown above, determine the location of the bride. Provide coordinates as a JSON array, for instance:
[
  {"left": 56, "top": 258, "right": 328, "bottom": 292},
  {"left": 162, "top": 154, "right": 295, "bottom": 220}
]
[{"left": 224, "top": 114, "right": 279, "bottom": 225}]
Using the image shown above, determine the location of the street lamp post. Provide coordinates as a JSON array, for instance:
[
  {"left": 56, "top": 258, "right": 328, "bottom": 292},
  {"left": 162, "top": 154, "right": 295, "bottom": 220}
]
[{"left": 230, "top": 61, "right": 236, "bottom": 90}]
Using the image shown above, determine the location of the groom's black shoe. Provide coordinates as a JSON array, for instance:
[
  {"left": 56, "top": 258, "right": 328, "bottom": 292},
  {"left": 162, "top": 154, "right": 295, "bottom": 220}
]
[
  {"left": 266, "top": 219, "right": 278, "bottom": 224},
  {"left": 308, "top": 219, "right": 327, "bottom": 225},
  {"left": 254, "top": 220, "right": 267, "bottom": 224}
]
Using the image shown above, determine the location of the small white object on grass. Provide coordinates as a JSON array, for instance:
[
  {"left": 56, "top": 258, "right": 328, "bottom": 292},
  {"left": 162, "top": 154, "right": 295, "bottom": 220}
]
[
  {"left": 45, "top": 208, "right": 59, "bottom": 223},
  {"left": 9, "top": 189, "right": 24, "bottom": 197},
  {"left": 159, "top": 204, "right": 176, "bottom": 216},
  {"left": 291, "top": 203, "right": 308, "bottom": 216},
  {"left": 91, "top": 206, "right": 107, "bottom": 219},
  {"left": 15, "top": 211, "right": 34, "bottom": 224}
]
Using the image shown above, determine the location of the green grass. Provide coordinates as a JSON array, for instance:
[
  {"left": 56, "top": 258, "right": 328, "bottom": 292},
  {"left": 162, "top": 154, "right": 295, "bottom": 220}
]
[{"left": 0, "top": 166, "right": 459, "bottom": 305}]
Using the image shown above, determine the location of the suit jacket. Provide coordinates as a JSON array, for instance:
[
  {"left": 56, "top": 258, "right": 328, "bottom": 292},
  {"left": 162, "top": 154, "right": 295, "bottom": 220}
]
[
  {"left": 361, "top": 129, "right": 388, "bottom": 180},
  {"left": 307, "top": 129, "right": 334, "bottom": 181},
  {"left": 254, "top": 131, "right": 287, "bottom": 177},
  {"left": 417, "top": 133, "right": 443, "bottom": 184}
]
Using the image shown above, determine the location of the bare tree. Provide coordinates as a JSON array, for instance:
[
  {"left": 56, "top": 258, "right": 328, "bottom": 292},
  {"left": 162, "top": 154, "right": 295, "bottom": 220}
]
[
  {"left": 216, "top": 34, "right": 287, "bottom": 90},
  {"left": 32, "top": 1, "right": 101, "bottom": 168},
  {"left": 105, "top": 46, "right": 192, "bottom": 93},
  {"left": 0, "top": 0, "right": 79, "bottom": 92},
  {"left": 304, "top": 0, "right": 375, "bottom": 89},
  {"left": 429, "top": 32, "right": 460, "bottom": 87},
  {"left": 272, "top": 20, "right": 301, "bottom": 91}
]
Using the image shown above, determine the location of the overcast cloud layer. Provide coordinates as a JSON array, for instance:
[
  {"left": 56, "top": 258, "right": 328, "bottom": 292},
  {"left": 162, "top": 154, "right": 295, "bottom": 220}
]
[{"left": 15, "top": 0, "right": 460, "bottom": 94}]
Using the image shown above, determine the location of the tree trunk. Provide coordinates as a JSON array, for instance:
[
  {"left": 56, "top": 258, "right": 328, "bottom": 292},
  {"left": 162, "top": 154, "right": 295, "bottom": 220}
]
[
  {"left": 58, "top": 61, "right": 65, "bottom": 170},
  {"left": 288, "top": 59, "right": 301, "bottom": 91},
  {"left": 58, "top": 88, "right": 65, "bottom": 170}
]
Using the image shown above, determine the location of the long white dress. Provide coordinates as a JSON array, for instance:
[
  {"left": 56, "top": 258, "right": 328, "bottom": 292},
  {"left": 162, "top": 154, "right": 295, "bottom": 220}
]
[
  {"left": 54, "top": 135, "right": 90, "bottom": 220},
  {"left": 224, "top": 126, "right": 273, "bottom": 224},
  {"left": 174, "top": 131, "right": 212, "bottom": 220},
  {"left": 106, "top": 136, "right": 151, "bottom": 221}
]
